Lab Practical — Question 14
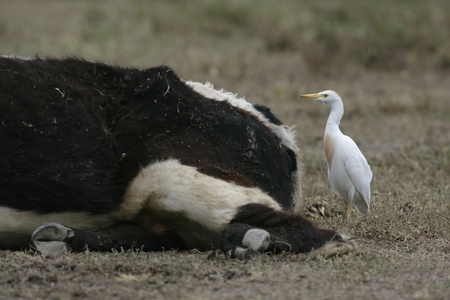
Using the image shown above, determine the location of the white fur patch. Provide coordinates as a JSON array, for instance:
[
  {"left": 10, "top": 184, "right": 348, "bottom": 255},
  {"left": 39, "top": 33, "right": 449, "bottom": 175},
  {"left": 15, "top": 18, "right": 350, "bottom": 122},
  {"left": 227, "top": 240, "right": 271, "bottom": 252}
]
[
  {"left": 0, "top": 207, "right": 113, "bottom": 249},
  {"left": 0, "top": 55, "right": 34, "bottom": 60},
  {"left": 115, "top": 159, "right": 282, "bottom": 249},
  {"left": 185, "top": 80, "right": 303, "bottom": 211}
]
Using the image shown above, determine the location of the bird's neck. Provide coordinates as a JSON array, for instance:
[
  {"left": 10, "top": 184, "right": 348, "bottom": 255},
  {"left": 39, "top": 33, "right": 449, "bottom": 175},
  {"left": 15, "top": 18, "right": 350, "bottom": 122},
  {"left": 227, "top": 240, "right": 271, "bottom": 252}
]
[{"left": 325, "top": 102, "right": 344, "bottom": 134}]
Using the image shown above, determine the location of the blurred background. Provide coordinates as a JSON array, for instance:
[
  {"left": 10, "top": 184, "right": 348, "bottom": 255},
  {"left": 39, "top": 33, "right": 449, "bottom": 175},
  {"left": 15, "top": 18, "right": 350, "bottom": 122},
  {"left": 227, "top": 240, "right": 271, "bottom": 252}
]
[{"left": 1, "top": 0, "right": 448, "bottom": 155}]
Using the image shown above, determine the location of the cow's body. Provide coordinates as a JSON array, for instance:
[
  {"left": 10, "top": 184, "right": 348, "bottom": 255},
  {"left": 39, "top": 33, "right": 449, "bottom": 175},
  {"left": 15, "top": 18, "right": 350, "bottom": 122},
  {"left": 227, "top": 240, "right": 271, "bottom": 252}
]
[{"left": 0, "top": 57, "right": 350, "bottom": 258}]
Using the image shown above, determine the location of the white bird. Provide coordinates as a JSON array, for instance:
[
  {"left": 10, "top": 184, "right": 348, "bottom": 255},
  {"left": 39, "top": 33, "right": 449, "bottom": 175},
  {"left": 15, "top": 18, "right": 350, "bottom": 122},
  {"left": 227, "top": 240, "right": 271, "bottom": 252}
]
[{"left": 301, "top": 90, "right": 373, "bottom": 221}]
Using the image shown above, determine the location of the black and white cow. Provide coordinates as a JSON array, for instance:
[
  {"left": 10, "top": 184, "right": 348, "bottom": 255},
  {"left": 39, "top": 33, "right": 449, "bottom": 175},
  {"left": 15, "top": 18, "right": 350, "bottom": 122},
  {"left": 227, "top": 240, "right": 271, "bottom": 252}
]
[{"left": 0, "top": 56, "right": 352, "bottom": 258}]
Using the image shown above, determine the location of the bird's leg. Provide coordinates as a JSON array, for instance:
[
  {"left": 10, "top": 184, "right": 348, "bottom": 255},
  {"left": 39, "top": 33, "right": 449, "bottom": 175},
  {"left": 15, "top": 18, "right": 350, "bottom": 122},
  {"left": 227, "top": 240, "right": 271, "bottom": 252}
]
[
  {"left": 346, "top": 202, "right": 352, "bottom": 219},
  {"left": 340, "top": 202, "right": 352, "bottom": 225}
]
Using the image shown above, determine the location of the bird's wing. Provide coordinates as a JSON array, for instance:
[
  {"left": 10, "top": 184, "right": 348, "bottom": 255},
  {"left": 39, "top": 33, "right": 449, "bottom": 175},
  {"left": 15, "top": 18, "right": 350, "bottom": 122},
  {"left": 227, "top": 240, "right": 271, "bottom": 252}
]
[{"left": 344, "top": 139, "right": 373, "bottom": 208}]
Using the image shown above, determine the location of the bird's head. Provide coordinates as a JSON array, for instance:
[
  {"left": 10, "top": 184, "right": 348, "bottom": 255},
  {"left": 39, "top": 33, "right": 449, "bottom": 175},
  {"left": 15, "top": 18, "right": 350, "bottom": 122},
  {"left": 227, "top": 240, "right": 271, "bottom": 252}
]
[{"left": 300, "top": 90, "right": 342, "bottom": 106}]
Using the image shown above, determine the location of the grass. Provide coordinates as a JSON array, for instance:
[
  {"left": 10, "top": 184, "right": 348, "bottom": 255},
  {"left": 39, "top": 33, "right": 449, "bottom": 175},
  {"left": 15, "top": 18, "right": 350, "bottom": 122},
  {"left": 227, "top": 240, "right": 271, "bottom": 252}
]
[{"left": 0, "top": 0, "right": 449, "bottom": 299}]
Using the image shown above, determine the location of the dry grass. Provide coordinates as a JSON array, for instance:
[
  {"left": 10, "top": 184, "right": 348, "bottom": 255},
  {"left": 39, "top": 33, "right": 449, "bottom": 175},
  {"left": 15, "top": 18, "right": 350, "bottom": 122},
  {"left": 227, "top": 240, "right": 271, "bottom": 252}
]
[{"left": 1, "top": 0, "right": 449, "bottom": 299}]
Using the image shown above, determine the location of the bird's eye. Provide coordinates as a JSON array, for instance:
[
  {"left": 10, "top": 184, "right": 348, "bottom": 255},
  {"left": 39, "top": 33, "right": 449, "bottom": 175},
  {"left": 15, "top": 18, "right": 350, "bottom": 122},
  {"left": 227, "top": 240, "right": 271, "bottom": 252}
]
[{"left": 323, "top": 94, "right": 328, "bottom": 98}]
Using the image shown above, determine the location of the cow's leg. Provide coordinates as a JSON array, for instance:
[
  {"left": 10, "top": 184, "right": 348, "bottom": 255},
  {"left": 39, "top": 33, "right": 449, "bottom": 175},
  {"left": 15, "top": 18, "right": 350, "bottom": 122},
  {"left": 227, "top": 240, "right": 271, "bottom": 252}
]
[
  {"left": 32, "top": 222, "right": 185, "bottom": 256},
  {"left": 221, "top": 224, "right": 272, "bottom": 259},
  {"left": 221, "top": 203, "right": 355, "bottom": 259}
]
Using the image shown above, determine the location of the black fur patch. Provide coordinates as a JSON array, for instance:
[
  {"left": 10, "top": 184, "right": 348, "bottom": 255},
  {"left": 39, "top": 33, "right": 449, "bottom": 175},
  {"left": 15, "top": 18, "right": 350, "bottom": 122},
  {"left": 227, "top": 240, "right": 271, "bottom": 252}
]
[{"left": 252, "top": 104, "right": 282, "bottom": 125}]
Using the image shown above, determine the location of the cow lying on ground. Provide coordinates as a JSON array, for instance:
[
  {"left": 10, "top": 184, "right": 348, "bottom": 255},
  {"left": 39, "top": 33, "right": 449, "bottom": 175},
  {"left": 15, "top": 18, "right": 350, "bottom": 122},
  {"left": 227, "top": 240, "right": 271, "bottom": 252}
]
[{"left": 0, "top": 56, "right": 353, "bottom": 258}]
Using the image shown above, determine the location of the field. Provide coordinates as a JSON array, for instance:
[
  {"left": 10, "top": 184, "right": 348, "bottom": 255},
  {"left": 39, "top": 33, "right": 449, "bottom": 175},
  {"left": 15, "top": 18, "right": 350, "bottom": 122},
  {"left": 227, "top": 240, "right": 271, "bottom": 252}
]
[{"left": 0, "top": 0, "right": 449, "bottom": 299}]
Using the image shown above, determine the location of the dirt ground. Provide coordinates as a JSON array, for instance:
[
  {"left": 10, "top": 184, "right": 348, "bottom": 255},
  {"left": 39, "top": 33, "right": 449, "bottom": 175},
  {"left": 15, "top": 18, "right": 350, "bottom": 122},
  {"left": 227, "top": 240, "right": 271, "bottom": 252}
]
[{"left": 0, "top": 1, "right": 449, "bottom": 299}]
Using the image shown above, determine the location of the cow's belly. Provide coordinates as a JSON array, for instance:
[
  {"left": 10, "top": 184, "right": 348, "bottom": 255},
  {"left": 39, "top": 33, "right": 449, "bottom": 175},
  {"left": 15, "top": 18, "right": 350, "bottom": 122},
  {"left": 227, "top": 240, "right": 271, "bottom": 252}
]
[
  {"left": 0, "top": 207, "right": 114, "bottom": 249},
  {"left": 114, "top": 159, "right": 282, "bottom": 249},
  {"left": 0, "top": 159, "right": 282, "bottom": 250}
]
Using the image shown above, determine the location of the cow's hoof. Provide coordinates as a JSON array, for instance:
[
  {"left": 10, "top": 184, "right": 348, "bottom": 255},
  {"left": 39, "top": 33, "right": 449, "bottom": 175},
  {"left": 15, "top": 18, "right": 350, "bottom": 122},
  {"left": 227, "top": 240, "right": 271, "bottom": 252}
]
[
  {"left": 31, "top": 223, "right": 74, "bottom": 257},
  {"left": 234, "top": 229, "right": 271, "bottom": 260}
]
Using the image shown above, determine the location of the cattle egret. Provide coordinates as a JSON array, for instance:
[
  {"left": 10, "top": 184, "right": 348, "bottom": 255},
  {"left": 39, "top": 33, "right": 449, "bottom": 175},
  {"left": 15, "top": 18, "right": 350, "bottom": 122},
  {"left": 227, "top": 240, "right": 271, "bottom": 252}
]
[{"left": 301, "top": 90, "right": 373, "bottom": 221}]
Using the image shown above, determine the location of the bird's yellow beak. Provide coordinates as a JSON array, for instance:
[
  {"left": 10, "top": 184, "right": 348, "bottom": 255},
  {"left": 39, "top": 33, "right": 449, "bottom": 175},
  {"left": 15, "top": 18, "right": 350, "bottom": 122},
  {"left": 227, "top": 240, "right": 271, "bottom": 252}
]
[{"left": 300, "top": 93, "right": 322, "bottom": 99}]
